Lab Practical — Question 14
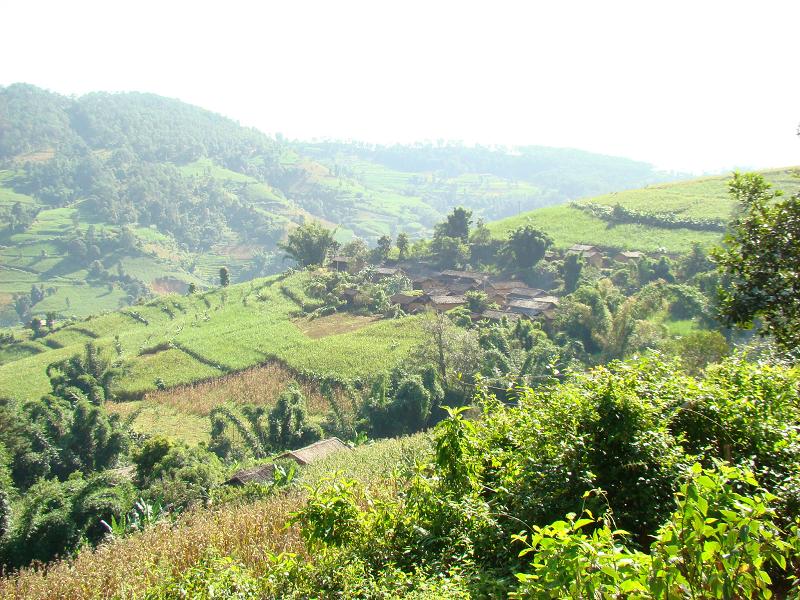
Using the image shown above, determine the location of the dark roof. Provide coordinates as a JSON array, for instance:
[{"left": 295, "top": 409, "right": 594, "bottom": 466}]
[
  {"left": 568, "top": 244, "right": 598, "bottom": 253},
  {"left": 225, "top": 464, "right": 276, "bottom": 486},
  {"left": 391, "top": 292, "right": 427, "bottom": 305},
  {"left": 373, "top": 267, "right": 403, "bottom": 276},
  {"left": 535, "top": 296, "right": 560, "bottom": 306},
  {"left": 437, "top": 281, "right": 475, "bottom": 294},
  {"left": 277, "top": 437, "right": 351, "bottom": 466},
  {"left": 507, "top": 287, "right": 545, "bottom": 299},
  {"left": 480, "top": 309, "right": 521, "bottom": 322},
  {"left": 430, "top": 295, "right": 466, "bottom": 305},
  {"left": 341, "top": 288, "right": 359, "bottom": 297},
  {"left": 488, "top": 280, "right": 521, "bottom": 290},
  {"left": 439, "top": 270, "right": 489, "bottom": 282},
  {"left": 509, "top": 297, "right": 559, "bottom": 312},
  {"left": 509, "top": 299, "right": 544, "bottom": 310}
]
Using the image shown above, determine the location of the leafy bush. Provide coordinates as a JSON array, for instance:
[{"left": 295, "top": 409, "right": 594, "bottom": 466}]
[
  {"left": 512, "top": 464, "right": 797, "bottom": 599},
  {"left": 143, "top": 552, "right": 263, "bottom": 600}
]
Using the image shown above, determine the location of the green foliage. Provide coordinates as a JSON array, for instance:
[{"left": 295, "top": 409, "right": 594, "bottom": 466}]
[
  {"left": 292, "top": 476, "right": 364, "bottom": 548},
  {"left": 46, "top": 342, "right": 118, "bottom": 403},
  {"left": 219, "top": 266, "right": 230, "bottom": 287},
  {"left": 286, "top": 355, "right": 800, "bottom": 597},
  {"left": 512, "top": 464, "right": 796, "bottom": 599},
  {"left": 143, "top": 552, "right": 263, "bottom": 600},
  {"left": 435, "top": 207, "right": 473, "bottom": 242},
  {"left": 504, "top": 224, "right": 553, "bottom": 270},
  {"left": 0, "top": 346, "right": 128, "bottom": 494},
  {"left": 666, "top": 330, "right": 729, "bottom": 375},
  {"left": 363, "top": 370, "right": 435, "bottom": 438},
  {"left": 142, "top": 443, "right": 224, "bottom": 509},
  {"left": 562, "top": 252, "right": 582, "bottom": 293},
  {"left": 278, "top": 222, "right": 337, "bottom": 267},
  {"left": 396, "top": 232, "right": 410, "bottom": 260},
  {"left": 511, "top": 507, "right": 650, "bottom": 598},
  {"left": 429, "top": 235, "right": 469, "bottom": 269},
  {"left": 649, "top": 463, "right": 791, "bottom": 598},
  {"left": 268, "top": 384, "right": 321, "bottom": 451},
  {"left": 132, "top": 436, "right": 174, "bottom": 483},
  {"left": 464, "top": 290, "right": 491, "bottom": 313},
  {"left": 714, "top": 172, "right": 800, "bottom": 350},
  {"left": 1, "top": 472, "right": 135, "bottom": 568}
]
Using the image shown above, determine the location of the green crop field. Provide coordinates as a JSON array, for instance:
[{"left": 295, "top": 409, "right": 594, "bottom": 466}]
[
  {"left": 488, "top": 204, "right": 722, "bottom": 253},
  {"left": 0, "top": 271, "right": 424, "bottom": 442},
  {"left": 488, "top": 167, "right": 800, "bottom": 254}
]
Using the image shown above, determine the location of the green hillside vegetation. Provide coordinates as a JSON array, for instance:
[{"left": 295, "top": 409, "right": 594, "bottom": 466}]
[
  {"left": 2, "top": 83, "right": 798, "bottom": 597},
  {"left": 488, "top": 167, "right": 800, "bottom": 253},
  {"left": 0, "top": 271, "right": 422, "bottom": 426},
  {"left": 3, "top": 355, "right": 800, "bottom": 599},
  {"left": 0, "top": 432, "right": 433, "bottom": 599},
  {"left": 0, "top": 83, "right": 678, "bottom": 324},
  {"left": 0, "top": 170, "right": 798, "bottom": 595}
]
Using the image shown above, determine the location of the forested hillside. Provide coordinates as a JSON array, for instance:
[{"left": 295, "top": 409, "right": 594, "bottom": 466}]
[
  {"left": 0, "top": 83, "right": 675, "bottom": 325},
  {"left": 2, "top": 81, "right": 798, "bottom": 598}
]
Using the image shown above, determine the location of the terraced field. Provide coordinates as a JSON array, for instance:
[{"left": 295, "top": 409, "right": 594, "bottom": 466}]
[
  {"left": 488, "top": 167, "right": 800, "bottom": 253},
  {"left": 0, "top": 271, "right": 423, "bottom": 441}
]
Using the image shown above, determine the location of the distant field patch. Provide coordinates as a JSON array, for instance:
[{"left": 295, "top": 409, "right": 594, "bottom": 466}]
[
  {"left": 151, "top": 277, "right": 189, "bottom": 295},
  {"left": 142, "top": 361, "right": 335, "bottom": 417},
  {"left": 12, "top": 149, "right": 55, "bottom": 164},
  {"left": 106, "top": 400, "right": 210, "bottom": 446},
  {"left": 295, "top": 313, "right": 379, "bottom": 339},
  {"left": 488, "top": 167, "right": 800, "bottom": 254}
]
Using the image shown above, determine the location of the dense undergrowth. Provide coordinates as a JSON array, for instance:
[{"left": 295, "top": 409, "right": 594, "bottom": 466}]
[{"left": 3, "top": 352, "right": 798, "bottom": 598}]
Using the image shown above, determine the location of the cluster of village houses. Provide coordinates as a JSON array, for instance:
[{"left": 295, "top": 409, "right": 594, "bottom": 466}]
[
  {"left": 224, "top": 245, "right": 657, "bottom": 485},
  {"left": 331, "top": 244, "right": 650, "bottom": 325}
]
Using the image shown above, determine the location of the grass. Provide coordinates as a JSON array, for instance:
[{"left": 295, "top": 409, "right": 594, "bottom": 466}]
[
  {"left": 294, "top": 313, "right": 379, "bottom": 339},
  {"left": 177, "top": 157, "right": 257, "bottom": 183},
  {"left": 0, "top": 272, "right": 424, "bottom": 441},
  {"left": 106, "top": 399, "right": 212, "bottom": 446},
  {"left": 488, "top": 204, "right": 722, "bottom": 253},
  {"left": 110, "top": 361, "right": 355, "bottom": 444},
  {"left": 488, "top": 167, "right": 800, "bottom": 254},
  {"left": 0, "top": 171, "right": 35, "bottom": 206},
  {"left": 0, "top": 432, "right": 432, "bottom": 600}
]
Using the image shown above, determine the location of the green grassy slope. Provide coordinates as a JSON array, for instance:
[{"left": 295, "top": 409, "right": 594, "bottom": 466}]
[
  {"left": 0, "top": 84, "right": 686, "bottom": 325},
  {"left": 488, "top": 167, "right": 800, "bottom": 253},
  {"left": 0, "top": 271, "right": 423, "bottom": 403}
]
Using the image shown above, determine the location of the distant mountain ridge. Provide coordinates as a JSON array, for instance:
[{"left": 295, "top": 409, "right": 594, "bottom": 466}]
[{"left": 0, "top": 82, "right": 682, "bottom": 325}]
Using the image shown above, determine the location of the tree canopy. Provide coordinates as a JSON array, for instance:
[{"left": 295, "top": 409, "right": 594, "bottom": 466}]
[
  {"left": 278, "top": 222, "right": 337, "bottom": 267},
  {"left": 714, "top": 172, "right": 800, "bottom": 350}
]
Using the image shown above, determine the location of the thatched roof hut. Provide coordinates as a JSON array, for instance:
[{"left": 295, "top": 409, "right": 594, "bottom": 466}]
[
  {"left": 225, "top": 464, "right": 276, "bottom": 486},
  {"left": 277, "top": 437, "right": 350, "bottom": 466}
]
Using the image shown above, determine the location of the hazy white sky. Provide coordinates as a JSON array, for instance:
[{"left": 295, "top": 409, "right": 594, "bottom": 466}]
[{"left": 1, "top": 0, "right": 798, "bottom": 173}]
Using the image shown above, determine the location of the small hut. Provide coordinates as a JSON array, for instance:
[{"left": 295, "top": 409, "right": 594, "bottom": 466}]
[
  {"left": 225, "top": 464, "right": 276, "bottom": 486},
  {"left": 277, "top": 437, "right": 351, "bottom": 466}
]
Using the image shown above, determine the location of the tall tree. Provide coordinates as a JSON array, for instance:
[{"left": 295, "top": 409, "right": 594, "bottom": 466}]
[
  {"left": 219, "top": 266, "right": 230, "bottom": 287},
  {"left": 562, "top": 253, "right": 583, "bottom": 294},
  {"left": 278, "top": 222, "right": 336, "bottom": 267},
  {"left": 396, "top": 232, "right": 410, "bottom": 260},
  {"left": 505, "top": 225, "right": 552, "bottom": 269},
  {"left": 435, "top": 207, "right": 473, "bottom": 242},
  {"left": 374, "top": 234, "right": 392, "bottom": 263},
  {"left": 713, "top": 172, "right": 800, "bottom": 350}
]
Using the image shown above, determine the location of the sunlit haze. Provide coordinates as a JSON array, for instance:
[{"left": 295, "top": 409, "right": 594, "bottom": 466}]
[{"left": 2, "top": 0, "right": 798, "bottom": 173}]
